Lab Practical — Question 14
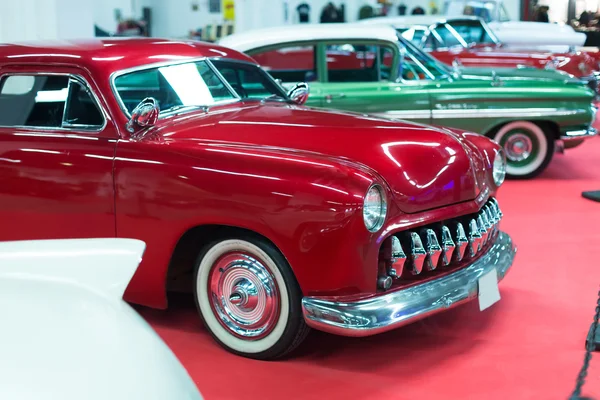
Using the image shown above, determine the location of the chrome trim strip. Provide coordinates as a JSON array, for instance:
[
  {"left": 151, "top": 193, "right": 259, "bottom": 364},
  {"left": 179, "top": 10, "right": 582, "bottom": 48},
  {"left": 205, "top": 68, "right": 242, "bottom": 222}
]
[
  {"left": 372, "top": 110, "right": 431, "bottom": 120},
  {"left": 302, "top": 231, "right": 516, "bottom": 337},
  {"left": 371, "top": 107, "right": 588, "bottom": 121},
  {"left": 432, "top": 107, "right": 588, "bottom": 119},
  {"left": 559, "top": 127, "right": 598, "bottom": 142}
]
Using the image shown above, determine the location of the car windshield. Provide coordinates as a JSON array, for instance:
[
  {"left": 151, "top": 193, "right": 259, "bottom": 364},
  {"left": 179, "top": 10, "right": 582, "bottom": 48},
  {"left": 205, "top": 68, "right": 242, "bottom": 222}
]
[
  {"left": 113, "top": 59, "right": 289, "bottom": 116},
  {"left": 444, "top": 20, "right": 499, "bottom": 45},
  {"left": 396, "top": 35, "right": 451, "bottom": 80}
]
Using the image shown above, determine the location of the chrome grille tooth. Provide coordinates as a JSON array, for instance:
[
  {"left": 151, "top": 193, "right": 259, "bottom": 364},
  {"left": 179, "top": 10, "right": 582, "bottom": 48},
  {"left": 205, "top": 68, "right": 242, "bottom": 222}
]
[
  {"left": 483, "top": 206, "right": 494, "bottom": 228},
  {"left": 423, "top": 229, "right": 442, "bottom": 271},
  {"left": 492, "top": 198, "right": 503, "bottom": 218},
  {"left": 409, "top": 232, "right": 426, "bottom": 275},
  {"left": 440, "top": 225, "right": 455, "bottom": 266},
  {"left": 468, "top": 219, "right": 483, "bottom": 256},
  {"left": 453, "top": 222, "right": 469, "bottom": 261},
  {"left": 390, "top": 236, "right": 407, "bottom": 279},
  {"left": 477, "top": 215, "right": 488, "bottom": 244}
]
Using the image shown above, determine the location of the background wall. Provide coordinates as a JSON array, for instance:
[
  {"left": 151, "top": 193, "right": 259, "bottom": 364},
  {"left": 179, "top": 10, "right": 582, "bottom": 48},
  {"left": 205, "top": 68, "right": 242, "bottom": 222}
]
[
  {"left": 0, "top": 0, "right": 94, "bottom": 42},
  {"left": 91, "top": 0, "right": 524, "bottom": 37},
  {"left": 0, "top": 0, "right": 526, "bottom": 42}
]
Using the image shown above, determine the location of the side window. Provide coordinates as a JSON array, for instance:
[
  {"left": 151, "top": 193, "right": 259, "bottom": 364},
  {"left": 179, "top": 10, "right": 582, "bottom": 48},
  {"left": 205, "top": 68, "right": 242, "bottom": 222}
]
[
  {"left": 499, "top": 4, "right": 510, "bottom": 22},
  {"left": 251, "top": 45, "right": 317, "bottom": 83},
  {"left": 0, "top": 74, "right": 104, "bottom": 129},
  {"left": 64, "top": 80, "right": 104, "bottom": 128},
  {"left": 326, "top": 43, "right": 385, "bottom": 83}
]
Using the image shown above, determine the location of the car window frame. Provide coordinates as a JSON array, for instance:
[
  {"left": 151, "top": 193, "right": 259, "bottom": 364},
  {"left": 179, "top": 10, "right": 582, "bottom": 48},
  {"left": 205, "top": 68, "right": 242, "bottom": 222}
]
[
  {"left": 245, "top": 41, "right": 322, "bottom": 84},
  {"left": 317, "top": 39, "right": 400, "bottom": 84},
  {"left": 0, "top": 71, "right": 108, "bottom": 133},
  {"left": 109, "top": 57, "right": 242, "bottom": 120}
]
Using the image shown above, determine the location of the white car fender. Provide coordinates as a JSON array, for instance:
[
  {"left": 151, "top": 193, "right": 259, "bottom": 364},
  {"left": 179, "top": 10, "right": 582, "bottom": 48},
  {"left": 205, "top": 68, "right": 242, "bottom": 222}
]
[{"left": 0, "top": 238, "right": 203, "bottom": 400}]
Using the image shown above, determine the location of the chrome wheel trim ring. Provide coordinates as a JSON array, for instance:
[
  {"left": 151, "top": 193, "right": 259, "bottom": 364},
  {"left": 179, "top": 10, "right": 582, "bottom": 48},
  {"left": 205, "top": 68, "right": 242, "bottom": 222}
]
[
  {"left": 504, "top": 133, "right": 532, "bottom": 162},
  {"left": 208, "top": 252, "right": 280, "bottom": 340}
]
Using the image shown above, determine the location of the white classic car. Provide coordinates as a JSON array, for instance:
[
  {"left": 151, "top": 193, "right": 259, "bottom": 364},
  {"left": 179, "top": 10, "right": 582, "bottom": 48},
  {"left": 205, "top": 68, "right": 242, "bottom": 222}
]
[
  {"left": 0, "top": 238, "right": 203, "bottom": 400},
  {"left": 366, "top": 0, "right": 586, "bottom": 52}
]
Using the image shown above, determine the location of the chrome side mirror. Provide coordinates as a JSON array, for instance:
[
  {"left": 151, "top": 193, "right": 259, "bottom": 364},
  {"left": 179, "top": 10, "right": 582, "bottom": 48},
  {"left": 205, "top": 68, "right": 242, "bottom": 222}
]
[
  {"left": 286, "top": 82, "right": 309, "bottom": 105},
  {"left": 126, "top": 97, "right": 159, "bottom": 133}
]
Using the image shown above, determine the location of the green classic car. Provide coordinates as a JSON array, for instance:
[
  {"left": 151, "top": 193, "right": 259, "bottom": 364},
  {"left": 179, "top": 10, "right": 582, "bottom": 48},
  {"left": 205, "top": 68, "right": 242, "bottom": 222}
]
[{"left": 219, "top": 24, "right": 597, "bottom": 178}]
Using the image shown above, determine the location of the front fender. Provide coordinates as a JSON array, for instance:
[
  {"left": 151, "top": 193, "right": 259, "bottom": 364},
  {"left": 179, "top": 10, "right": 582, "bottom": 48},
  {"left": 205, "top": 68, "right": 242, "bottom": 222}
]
[{"left": 114, "top": 138, "right": 388, "bottom": 306}]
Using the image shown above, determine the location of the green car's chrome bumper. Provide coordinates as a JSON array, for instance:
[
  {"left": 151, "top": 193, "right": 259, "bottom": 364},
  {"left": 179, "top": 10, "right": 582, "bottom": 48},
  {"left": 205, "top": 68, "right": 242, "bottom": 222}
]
[
  {"left": 301, "top": 232, "right": 516, "bottom": 337},
  {"left": 560, "top": 127, "right": 598, "bottom": 142}
]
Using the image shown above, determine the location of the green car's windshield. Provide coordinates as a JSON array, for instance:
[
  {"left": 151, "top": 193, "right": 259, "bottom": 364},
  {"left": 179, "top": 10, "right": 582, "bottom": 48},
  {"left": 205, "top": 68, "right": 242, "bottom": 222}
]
[
  {"left": 113, "top": 59, "right": 289, "bottom": 116},
  {"left": 396, "top": 35, "right": 451, "bottom": 81}
]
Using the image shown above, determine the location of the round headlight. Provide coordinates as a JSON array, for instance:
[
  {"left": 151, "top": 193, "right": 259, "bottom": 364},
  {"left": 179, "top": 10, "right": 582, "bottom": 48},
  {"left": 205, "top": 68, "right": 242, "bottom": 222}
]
[
  {"left": 363, "top": 184, "right": 387, "bottom": 232},
  {"left": 493, "top": 150, "right": 506, "bottom": 187}
]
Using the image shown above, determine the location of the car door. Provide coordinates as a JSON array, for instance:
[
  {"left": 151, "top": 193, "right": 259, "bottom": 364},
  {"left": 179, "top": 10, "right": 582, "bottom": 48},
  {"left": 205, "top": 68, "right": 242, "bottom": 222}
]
[
  {"left": 0, "top": 67, "right": 117, "bottom": 241},
  {"left": 317, "top": 40, "right": 432, "bottom": 124}
]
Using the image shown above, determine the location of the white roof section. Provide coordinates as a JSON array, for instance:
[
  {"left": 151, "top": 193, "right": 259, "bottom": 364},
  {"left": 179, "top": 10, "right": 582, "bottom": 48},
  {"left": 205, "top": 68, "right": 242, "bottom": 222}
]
[
  {"left": 359, "top": 15, "right": 483, "bottom": 28},
  {"left": 218, "top": 23, "right": 399, "bottom": 52}
]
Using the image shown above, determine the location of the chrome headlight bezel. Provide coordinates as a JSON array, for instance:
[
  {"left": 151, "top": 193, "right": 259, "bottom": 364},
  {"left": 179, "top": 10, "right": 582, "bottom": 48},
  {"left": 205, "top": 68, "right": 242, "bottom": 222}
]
[
  {"left": 493, "top": 149, "right": 507, "bottom": 187},
  {"left": 363, "top": 184, "right": 387, "bottom": 233}
]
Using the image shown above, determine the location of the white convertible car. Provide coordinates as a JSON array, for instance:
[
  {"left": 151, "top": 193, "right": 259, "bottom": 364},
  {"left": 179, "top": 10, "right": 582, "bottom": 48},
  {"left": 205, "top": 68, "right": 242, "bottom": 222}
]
[
  {"left": 365, "top": 0, "right": 586, "bottom": 52},
  {"left": 0, "top": 238, "right": 202, "bottom": 400}
]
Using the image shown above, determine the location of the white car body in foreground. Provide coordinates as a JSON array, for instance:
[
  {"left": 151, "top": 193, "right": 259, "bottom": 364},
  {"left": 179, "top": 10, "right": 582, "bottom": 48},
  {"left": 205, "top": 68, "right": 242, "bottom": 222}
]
[
  {"left": 0, "top": 238, "right": 202, "bottom": 400},
  {"left": 362, "top": 12, "right": 586, "bottom": 52}
]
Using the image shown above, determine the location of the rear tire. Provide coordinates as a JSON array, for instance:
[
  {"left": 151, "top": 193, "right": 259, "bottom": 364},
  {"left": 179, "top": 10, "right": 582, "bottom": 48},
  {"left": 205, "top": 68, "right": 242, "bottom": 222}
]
[
  {"left": 194, "top": 236, "right": 309, "bottom": 360},
  {"left": 491, "top": 121, "right": 554, "bottom": 179}
]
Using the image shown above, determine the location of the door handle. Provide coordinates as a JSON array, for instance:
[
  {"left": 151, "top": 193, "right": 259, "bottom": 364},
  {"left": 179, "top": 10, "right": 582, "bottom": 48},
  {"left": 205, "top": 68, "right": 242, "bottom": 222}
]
[{"left": 325, "top": 93, "right": 346, "bottom": 103}]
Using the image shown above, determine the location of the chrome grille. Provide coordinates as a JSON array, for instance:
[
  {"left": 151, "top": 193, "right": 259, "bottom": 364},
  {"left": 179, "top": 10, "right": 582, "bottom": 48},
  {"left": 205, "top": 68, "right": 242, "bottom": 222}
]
[{"left": 380, "top": 198, "right": 503, "bottom": 289}]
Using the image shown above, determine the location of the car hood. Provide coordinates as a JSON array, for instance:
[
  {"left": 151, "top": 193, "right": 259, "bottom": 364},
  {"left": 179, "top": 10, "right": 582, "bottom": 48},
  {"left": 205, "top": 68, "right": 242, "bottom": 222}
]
[{"left": 158, "top": 103, "right": 487, "bottom": 214}]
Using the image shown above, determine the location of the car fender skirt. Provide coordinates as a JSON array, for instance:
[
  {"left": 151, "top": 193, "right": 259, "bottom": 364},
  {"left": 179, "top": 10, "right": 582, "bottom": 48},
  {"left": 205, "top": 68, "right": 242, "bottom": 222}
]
[{"left": 301, "top": 231, "right": 516, "bottom": 336}]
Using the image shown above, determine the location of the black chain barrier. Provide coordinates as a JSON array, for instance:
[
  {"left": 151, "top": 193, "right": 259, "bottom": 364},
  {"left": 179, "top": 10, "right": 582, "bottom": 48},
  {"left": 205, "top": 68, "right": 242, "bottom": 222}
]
[{"left": 569, "top": 287, "right": 600, "bottom": 400}]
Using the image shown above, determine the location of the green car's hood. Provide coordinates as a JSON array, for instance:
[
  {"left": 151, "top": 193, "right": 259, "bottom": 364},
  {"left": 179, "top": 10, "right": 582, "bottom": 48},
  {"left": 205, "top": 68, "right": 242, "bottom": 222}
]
[{"left": 458, "top": 66, "right": 583, "bottom": 84}]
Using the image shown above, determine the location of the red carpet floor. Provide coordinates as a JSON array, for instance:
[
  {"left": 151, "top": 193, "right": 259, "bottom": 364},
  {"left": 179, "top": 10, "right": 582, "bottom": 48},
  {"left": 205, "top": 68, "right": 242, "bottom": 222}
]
[{"left": 140, "top": 136, "right": 600, "bottom": 400}]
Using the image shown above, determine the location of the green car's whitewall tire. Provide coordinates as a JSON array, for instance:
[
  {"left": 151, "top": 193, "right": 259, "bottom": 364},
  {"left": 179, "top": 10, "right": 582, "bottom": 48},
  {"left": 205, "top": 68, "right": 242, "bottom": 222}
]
[{"left": 493, "top": 121, "right": 554, "bottom": 179}]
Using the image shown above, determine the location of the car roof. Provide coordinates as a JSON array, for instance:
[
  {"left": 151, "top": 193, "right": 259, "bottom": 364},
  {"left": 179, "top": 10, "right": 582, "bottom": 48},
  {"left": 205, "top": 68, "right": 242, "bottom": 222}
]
[
  {"left": 0, "top": 38, "right": 256, "bottom": 78},
  {"left": 359, "top": 15, "right": 484, "bottom": 28},
  {"left": 218, "top": 23, "right": 399, "bottom": 52}
]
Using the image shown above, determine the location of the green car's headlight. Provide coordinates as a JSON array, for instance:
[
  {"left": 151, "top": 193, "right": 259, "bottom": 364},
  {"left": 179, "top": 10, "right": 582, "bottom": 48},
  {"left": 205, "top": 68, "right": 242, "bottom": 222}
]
[
  {"left": 363, "top": 184, "right": 387, "bottom": 232},
  {"left": 493, "top": 150, "right": 507, "bottom": 187}
]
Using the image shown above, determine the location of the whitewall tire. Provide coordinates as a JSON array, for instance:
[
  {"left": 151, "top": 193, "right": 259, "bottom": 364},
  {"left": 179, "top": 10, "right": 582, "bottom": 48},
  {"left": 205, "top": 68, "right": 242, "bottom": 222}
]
[
  {"left": 194, "top": 236, "right": 309, "bottom": 359},
  {"left": 492, "top": 121, "right": 554, "bottom": 179}
]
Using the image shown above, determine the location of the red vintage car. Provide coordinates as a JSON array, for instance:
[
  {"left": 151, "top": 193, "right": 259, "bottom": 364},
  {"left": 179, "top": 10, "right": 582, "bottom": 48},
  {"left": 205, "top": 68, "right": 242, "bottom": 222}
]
[
  {"left": 381, "top": 16, "right": 599, "bottom": 85},
  {"left": 0, "top": 38, "right": 516, "bottom": 359}
]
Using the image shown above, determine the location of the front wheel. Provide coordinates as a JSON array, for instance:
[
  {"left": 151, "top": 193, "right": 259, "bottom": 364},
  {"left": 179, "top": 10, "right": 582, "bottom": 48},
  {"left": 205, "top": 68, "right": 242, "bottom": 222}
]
[
  {"left": 194, "top": 236, "right": 309, "bottom": 360},
  {"left": 492, "top": 121, "right": 554, "bottom": 179}
]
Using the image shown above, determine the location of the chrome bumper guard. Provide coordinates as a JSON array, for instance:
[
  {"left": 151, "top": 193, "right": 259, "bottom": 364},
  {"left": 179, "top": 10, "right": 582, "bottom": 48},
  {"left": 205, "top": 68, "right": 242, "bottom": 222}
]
[
  {"left": 301, "top": 231, "right": 516, "bottom": 337},
  {"left": 560, "top": 127, "right": 598, "bottom": 142}
]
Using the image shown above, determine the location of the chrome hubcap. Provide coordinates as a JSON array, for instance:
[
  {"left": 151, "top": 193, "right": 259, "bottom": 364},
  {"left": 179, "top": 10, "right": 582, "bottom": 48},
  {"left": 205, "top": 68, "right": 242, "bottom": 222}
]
[
  {"left": 504, "top": 133, "right": 533, "bottom": 162},
  {"left": 208, "top": 252, "right": 279, "bottom": 339}
]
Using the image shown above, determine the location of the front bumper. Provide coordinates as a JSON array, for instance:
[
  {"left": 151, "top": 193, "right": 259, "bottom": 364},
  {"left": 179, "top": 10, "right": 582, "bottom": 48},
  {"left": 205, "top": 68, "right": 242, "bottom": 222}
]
[{"left": 301, "top": 231, "right": 516, "bottom": 337}]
